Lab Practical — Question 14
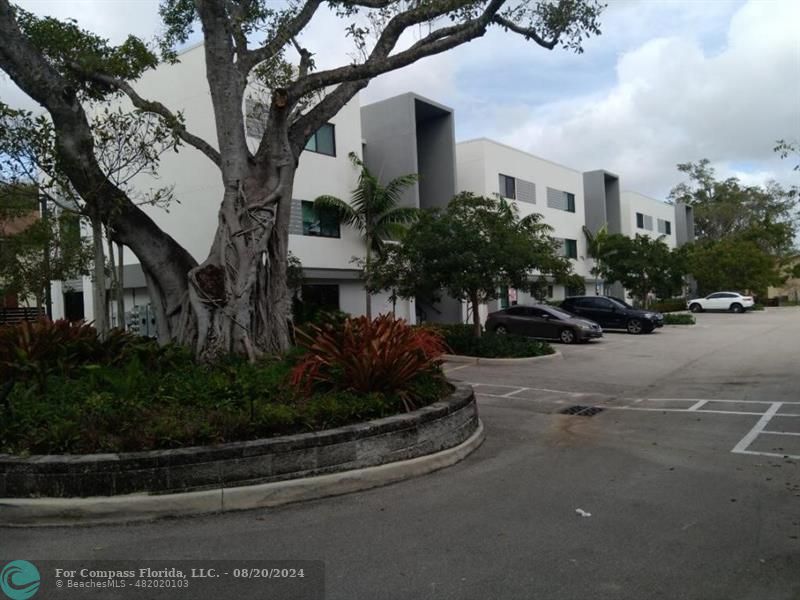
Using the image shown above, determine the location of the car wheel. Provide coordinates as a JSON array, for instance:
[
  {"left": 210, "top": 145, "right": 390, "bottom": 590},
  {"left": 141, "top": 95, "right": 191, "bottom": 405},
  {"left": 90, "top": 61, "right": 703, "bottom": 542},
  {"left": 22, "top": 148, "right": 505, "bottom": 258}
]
[
  {"left": 729, "top": 303, "right": 743, "bottom": 313},
  {"left": 689, "top": 303, "right": 702, "bottom": 313},
  {"left": 559, "top": 328, "right": 577, "bottom": 344},
  {"left": 627, "top": 319, "right": 644, "bottom": 334},
  {"left": 495, "top": 325, "right": 508, "bottom": 335}
]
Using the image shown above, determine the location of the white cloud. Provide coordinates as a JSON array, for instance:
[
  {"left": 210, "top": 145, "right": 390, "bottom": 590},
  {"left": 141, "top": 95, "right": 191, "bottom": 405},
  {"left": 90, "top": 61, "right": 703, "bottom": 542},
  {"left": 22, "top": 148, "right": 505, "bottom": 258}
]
[
  {"left": 495, "top": 0, "right": 800, "bottom": 198},
  {"left": 2, "top": 0, "right": 797, "bottom": 200}
]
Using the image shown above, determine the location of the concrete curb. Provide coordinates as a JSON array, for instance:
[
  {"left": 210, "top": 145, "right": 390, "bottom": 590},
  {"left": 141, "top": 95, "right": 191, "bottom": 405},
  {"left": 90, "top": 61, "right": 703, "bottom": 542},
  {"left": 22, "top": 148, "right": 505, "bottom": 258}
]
[
  {"left": 442, "top": 350, "right": 563, "bottom": 365},
  {"left": 0, "top": 420, "right": 485, "bottom": 527}
]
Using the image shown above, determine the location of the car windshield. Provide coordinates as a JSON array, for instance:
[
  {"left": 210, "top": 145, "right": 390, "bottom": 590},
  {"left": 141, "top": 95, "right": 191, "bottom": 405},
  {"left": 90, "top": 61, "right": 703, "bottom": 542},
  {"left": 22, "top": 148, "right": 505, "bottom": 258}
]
[{"left": 545, "top": 307, "right": 577, "bottom": 320}]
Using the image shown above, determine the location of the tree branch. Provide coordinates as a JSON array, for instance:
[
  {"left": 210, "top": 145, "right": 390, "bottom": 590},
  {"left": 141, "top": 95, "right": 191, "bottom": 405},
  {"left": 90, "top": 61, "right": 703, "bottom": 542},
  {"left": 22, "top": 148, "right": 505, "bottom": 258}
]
[
  {"left": 241, "top": 0, "right": 324, "bottom": 72},
  {"left": 286, "top": 79, "right": 369, "bottom": 159},
  {"left": 290, "top": 0, "right": 505, "bottom": 98},
  {"left": 492, "top": 15, "right": 559, "bottom": 49},
  {"left": 73, "top": 68, "right": 222, "bottom": 167}
]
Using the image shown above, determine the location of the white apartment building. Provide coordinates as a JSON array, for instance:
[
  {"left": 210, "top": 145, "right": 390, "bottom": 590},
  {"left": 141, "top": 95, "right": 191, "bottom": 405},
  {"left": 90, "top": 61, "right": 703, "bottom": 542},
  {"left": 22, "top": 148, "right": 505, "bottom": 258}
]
[
  {"left": 48, "top": 45, "right": 694, "bottom": 331},
  {"left": 456, "top": 138, "right": 594, "bottom": 310},
  {"left": 620, "top": 191, "right": 678, "bottom": 248}
]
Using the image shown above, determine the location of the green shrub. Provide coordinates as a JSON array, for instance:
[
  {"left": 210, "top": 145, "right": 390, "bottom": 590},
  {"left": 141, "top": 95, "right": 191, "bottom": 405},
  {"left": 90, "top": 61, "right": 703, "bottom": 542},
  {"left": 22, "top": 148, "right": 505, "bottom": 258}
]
[
  {"left": 752, "top": 303, "right": 765, "bottom": 311},
  {"left": 434, "top": 325, "right": 554, "bottom": 358},
  {"left": 650, "top": 298, "right": 688, "bottom": 313},
  {"left": 663, "top": 313, "right": 695, "bottom": 325},
  {"left": 291, "top": 315, "right": 447, "bottom": 411},
  {"left": 1, "top": 339, "right": 450, "bottom": 455}
]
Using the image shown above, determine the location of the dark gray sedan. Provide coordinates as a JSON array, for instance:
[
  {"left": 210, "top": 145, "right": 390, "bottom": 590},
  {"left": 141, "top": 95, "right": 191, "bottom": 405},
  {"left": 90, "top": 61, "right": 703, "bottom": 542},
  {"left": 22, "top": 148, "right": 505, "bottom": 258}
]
[{"left": 485, "top": 304, "right": 603, "bottom": 344}]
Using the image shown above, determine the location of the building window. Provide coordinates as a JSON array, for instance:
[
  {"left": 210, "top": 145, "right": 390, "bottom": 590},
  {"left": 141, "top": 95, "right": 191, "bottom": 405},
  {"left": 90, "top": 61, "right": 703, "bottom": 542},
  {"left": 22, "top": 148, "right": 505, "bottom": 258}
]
[
  {"left": 499, "top": 174, "right": 516, "bottom": 199},
  {"left": 546, "top": 188, "right": 576, "bottom": 213},
  {"left": 636, "top": 212, "right": 654, "bottom": 231},
  {"left": 305, "top": 123, "right": 336, "bottom": 156},
  {"left": 547, "top": 285, "right": 554, "bottom": 298},
  {"left": 559, "top": 238, "right": 578, "bottom": 259},
  {"left": 301, "top": 284, "right": 340, "bottom": 311},
  {"left": 658, "top": 218, "right": 672, "bottom": 235},
  {"left": 301, "top": 201, "right": 340, "bottom": 238}
]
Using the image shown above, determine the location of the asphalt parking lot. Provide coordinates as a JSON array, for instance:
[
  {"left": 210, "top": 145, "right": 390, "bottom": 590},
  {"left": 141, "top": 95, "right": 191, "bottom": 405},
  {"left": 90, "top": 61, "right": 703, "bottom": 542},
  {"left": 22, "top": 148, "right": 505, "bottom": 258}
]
[{"left": 3, "top": 308, "right": 800, "bottom": 600}]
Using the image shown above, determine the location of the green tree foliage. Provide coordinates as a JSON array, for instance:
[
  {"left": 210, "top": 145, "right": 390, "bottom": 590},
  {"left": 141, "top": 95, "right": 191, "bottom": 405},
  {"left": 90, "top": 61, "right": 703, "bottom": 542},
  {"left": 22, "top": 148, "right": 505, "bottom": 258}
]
[
  {"left": 369, "top": 193, "right": 578, "bottom": 337},
  {"left": 595, "top": 233, "right": 686, "bottom": 306},
  {"left": 669, "top": 159, "right": 797, "bottom": 296},
  {"left": 0, "top": 184, "right": 92, "bottom": 307},
  {"left": 687, "top": 238, "right": 782, "bottom": 296},
  {"left": 314, "top": 152, "right": 418, "bottom": 318},
  {"left": 669, "top": 159, "right": 797, "bottom": 255}
]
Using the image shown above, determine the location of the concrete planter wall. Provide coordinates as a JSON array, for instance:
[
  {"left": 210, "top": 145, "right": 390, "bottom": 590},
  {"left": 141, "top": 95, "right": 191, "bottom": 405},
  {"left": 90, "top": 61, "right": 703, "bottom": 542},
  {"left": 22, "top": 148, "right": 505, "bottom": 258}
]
[{"left": 0, "top": 383, "right": 477, "bottom": 499}]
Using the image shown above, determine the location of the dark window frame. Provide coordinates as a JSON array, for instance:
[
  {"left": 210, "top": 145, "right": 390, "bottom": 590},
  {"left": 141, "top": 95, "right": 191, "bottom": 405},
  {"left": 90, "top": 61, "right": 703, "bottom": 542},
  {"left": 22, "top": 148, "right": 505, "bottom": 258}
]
[
  {"left": 301, "top": 200, "right": 341, "bottom": 238},
  {"left": 563, "top": 238, "right": 578, "bottom": 259},
  {"left": 305, "top": 123, "right": 336, "bottom": 157},
  {"left": 636, "top": 212, "right": 645, "bottom": 228},
  {"left": 499, "top": 174, "right": 517, "bottom": 199}
]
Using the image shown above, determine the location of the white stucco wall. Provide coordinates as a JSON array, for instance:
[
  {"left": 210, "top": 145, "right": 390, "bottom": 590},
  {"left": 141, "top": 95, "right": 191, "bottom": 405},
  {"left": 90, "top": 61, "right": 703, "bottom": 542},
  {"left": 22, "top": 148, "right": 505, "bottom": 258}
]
[
  {"left": 620, "top": 191, "right": 678, "bottom": 248},
  {"left": 456, "top": 138, "right": 591, "bottom": 280},
  {"left": 108, "top": 44, "right": 365, "bottom": 269}
]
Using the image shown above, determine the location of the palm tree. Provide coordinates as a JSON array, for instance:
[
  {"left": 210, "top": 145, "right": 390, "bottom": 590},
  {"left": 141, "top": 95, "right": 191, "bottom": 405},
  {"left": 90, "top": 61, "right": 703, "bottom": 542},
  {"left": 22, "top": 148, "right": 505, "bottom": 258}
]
[
  {"left": 582, "top": 224, "right": 609, "bottom": 295},
  {"left": 314, "top": 152, "right": 419, "bottom": 318}
]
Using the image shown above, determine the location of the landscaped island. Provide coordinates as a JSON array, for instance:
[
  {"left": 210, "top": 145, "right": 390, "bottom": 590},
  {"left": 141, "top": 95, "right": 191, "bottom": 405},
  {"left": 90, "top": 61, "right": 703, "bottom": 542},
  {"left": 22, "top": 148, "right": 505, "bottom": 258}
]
[{"left": 0, "top": 316, "right": 452, "bottom": 455}]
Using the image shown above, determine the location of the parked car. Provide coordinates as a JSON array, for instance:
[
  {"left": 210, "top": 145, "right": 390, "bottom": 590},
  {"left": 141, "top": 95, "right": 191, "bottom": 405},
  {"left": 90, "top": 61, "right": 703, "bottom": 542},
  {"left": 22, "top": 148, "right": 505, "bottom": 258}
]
[
  {"left": 687, "top": 292, "right": 754, "bottom": 313},
  {"left": 607, "top": 296, "right": 664, "bottom": 328},
  {"left": 560, "top": 296, "right": 660, "bottom": 334},
  {"left": 485, "top": 304, "right": 603, "bottom": 344}
]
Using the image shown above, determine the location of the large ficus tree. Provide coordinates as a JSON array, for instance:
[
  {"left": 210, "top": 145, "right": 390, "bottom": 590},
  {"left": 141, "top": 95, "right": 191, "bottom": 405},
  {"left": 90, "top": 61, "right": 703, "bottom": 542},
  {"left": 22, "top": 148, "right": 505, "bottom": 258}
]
[{"left": 0, "top": 0, "right": 604, "bottom": 359}]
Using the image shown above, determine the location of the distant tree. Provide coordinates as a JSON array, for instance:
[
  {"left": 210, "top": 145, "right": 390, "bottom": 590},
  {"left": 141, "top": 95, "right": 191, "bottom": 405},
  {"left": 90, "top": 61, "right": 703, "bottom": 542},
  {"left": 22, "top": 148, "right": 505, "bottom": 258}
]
[
  {"left": 314, "top": 152, "right": 418, "bottom": 318},
  {"left": 596, "top": 233, "right": 685, "bottom": 307},
  {"left": 369, "top": 193, "right": 578, "bottom": 337},
  {"left": 668, "top": 159, "right": 797, "bottom": 256},
  {"left": 774, "top": 139, "right": 799, "bottom": 172},
  {"left": 687, "top": 238, "right": 782, "bottom": 296},
  {"left": 0, "top": 183, "right": 92, "bottom": 309},
  {"left": 0, "top": 105, "right": 176, "bottom": 337}
]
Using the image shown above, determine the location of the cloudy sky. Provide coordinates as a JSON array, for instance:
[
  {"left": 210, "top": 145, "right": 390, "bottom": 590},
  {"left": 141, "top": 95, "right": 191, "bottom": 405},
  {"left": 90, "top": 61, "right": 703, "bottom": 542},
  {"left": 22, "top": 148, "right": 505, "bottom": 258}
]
[{"left": 3, "top": 0, "right": 799, "bottom": 200}]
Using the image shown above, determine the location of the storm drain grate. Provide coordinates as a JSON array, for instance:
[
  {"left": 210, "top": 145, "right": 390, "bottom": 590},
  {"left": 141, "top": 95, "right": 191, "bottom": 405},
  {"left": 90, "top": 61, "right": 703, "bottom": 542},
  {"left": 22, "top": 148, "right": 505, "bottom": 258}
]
[{"left": 559, "top": 405, "right": 605, "bottom": 417}]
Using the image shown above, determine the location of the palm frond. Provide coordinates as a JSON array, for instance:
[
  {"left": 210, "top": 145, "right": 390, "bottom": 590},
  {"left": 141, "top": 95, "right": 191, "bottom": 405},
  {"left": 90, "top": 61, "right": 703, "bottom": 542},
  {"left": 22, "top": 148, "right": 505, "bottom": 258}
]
[
  {"left": 314, "top": 195, "right": 361, "bottom": 228},
  {"left": 378, "top": 206, "right": 420, "bottom": 226}
]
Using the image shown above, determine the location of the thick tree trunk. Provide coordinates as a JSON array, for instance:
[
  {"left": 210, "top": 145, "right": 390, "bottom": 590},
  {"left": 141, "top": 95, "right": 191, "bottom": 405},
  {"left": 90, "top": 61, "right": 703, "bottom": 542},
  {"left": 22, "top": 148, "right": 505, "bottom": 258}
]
[
  {"left": 182, "top": 131, "right": 295, "bottom": 360},
  {"left": 471, "top": 290, "right": 482, "bottom": 338}
]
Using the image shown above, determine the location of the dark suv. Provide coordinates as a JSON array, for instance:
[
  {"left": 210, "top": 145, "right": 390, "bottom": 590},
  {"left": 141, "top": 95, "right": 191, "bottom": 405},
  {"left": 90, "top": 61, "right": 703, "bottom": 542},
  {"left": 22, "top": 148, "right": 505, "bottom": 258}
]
[{"left": 560, "top": 296, "right": 661, "bottom": 334}]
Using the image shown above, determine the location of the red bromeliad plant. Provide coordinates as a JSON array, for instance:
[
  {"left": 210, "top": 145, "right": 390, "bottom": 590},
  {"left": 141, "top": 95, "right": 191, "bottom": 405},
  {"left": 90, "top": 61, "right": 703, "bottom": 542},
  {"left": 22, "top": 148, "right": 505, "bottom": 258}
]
[{"left": 290, "top": 315, "right": 447, "bottom": 411}]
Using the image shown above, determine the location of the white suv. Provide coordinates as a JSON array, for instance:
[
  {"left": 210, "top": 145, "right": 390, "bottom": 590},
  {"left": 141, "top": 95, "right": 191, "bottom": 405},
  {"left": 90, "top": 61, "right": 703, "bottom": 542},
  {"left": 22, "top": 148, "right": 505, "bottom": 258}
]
[{"left": 687, "top": 292, "right": 755, "bottom": 313}]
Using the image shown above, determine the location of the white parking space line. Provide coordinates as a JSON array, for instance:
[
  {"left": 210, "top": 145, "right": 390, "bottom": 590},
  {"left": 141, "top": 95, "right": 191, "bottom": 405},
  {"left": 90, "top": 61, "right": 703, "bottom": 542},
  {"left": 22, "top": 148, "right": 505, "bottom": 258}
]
[
  {"left": 688, "top": 400, "right": 708, "bottom": 411},
  {"left": 501, "top": 387, "right": 529, "bottom": 398},
  {"left": 731, "top": 403, "right": 782, "bottom": 456},
  {"left": 761, "top": 431, "right": 800, "bottom": 436}
]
